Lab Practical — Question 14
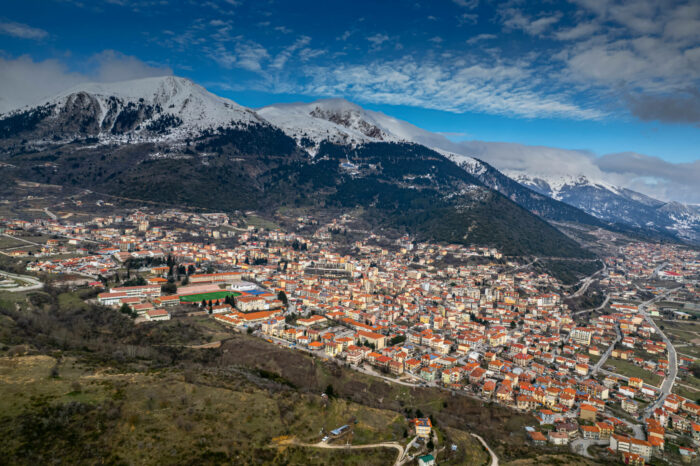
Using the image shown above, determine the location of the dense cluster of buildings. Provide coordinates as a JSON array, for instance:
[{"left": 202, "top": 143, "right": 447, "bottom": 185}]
[{"left": 2, "top": 208, "right": 700, "bottom": 464}]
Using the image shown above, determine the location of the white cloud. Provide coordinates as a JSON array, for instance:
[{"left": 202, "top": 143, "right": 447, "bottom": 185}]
[
  {"left": 0, "top": 21, "right": 48, "bottom": 40},
  {"left": 337, "top": 30, "right": 353, "bottom": 41},
  {"left": 501, "top": 9, "right": 562, "bottom": 36},
  {"left": 233, "top": 42, "right": 269, "bottom": 71},
  {"left": 89, "top": 50, "right": 172, "bottom": 82},
  {"left": 367, "top": 33, "right": 389, "bottom": 47},
  {"left": 418, "top": 133, "right": 700, "bottom": 204},
  {"left": 452, "top": 0, "right": 478, "bottom": 9},
  {"left": 554, "top": 22, "right": 600, "bottom": 40},
  {"left": 293, "top": 57, "right": 604, "bottom": 120},
  {"left": 466, "top": 33, "right": 497, "bottom": 44},
  {"left": 0, "top": 51, "right": 172, "bottom": 114},
  {"left": 595, "top": 152, "right": 700, "bottom": 203},
  {"left": 270, "top": 36, "right": 311, "bottom": 70}
]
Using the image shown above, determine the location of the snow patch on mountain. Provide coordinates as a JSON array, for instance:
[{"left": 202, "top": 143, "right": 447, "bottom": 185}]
[
  {"left": 505, "top": 173, "right": 625, "bottom": 200},
  {"left": 258, "top": 99, "right": 413, "bottom": 154},
  {"left": 21, "top": 76, "right": 264, "bottom": 142}
]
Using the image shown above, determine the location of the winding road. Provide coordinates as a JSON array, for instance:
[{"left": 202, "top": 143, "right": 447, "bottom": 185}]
[
  {"left": 471, "top": 433, "right": 499, "bottom": 466},
  {"left": 0, "top": 270, "right": 43, "bottom": 292},
  {"left": 639, "top": 289, "right": 678, "bottom": 417}
]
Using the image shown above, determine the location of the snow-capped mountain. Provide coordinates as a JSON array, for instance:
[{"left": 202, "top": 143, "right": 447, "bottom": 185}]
[
  {"left": 0, "top": 76, "right": 264, "bottom": 143},
  {"left": 509, "top": 173, "right": 700, "bottom": 242},
  {"left": 257, "top": 98, "right": 445, "bottom": 155},
  {"left": 1, "top": 75, "right": 697, "bottom": 244}
]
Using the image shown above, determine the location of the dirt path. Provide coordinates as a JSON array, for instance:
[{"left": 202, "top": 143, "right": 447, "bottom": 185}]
[
  {"left": 470, "top": 433, "right": 498, "bottom": 466},
  {"left": 292, "top": 440, "right": 404, "bottom": 466}
]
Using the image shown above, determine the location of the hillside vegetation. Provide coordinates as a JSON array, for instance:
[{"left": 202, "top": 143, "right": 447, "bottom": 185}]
[
  {"left": 0, "top": 283, "right": 552, "bottom": 465},
  {"left": 2, "top": 136, "right": 592, "bottom": 258}
]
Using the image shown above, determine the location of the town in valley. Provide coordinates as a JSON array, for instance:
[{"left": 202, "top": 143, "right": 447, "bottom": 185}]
[{"left": 2, "top": 190, "right": 699, "bottom": 465}]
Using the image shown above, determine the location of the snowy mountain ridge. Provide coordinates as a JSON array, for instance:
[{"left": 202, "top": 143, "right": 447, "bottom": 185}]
[
  {"left": 504, "top": 172, "right": 624, "bottom": 200},
  {"left": 1, "top": 75, "right": 697, "bottom": 243},
  {"left": 2, "top": 76, "right": 264, "bottom": 143}
]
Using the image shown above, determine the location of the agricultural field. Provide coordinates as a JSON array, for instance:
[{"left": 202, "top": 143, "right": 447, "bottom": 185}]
[
  {"left": 655, "top": 319, "right": 700, "bottom": 359},
  {"left": 673, "top": 376, "right": 700, "bottom": 403}
]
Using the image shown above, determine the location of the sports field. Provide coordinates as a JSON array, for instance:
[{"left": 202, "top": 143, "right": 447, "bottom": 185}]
[{"left": 179, "top": 291, "right": 241, "bottom": 303}]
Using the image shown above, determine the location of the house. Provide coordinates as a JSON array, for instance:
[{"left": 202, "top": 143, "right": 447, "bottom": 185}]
[
  {"left": 356, "top": 329, "right": 387, "bottom": 349},
  {"left": 596, "top": 422, "right": 614, "bottom": 439},
  {"left": 679, "top": 446, "right": 697, "bottom": 464},
  {"left": 483, "top": 380, "right": 497, "bottom": 397},
  {"left": 528, "top": 431, "right": 547, "bottom": 446},
  {"left": 97, "top": 291, "right": 129, "bottom": 306},
  {"left": 110, "top": 284, "right": 161, "bottom": 298},
  {"left": 548, "top": 431, "right": 569, "bottom": 445},
  {"left": 406, "top": 358, "right": 421, "bottom": 373},
  {"left": 571, "top": 327, "right": 593, "bottom": 346},
  {"left": 517, "top": 394, "right": 538, "bottom": 411},
  {"left": 145, "top": 309, "right": 170, "bottom": 321},
  {"left": 389, "top": 360, "right": 404, "bottom": 375},
  {"left": 538, "top": 409, "right": 558, "bottom": 425},
  {"left": 610, "top": 434, "right": 653, "bottom": 461},
  {"left": 628, "top": 377, "right": 643, "bottom": 389},
  {"left": 621, "top": 452, "right": 646, "bottom": 465},
  {"left": 413, "top": 418, "right": 432, "bottom": 439},
  {"left": 580, "top": 404, "right": 597, "bottom": 421},
  {"left": 346, "top": 350, "right": 363, "bottom": 365},
  {"left": 420, "top": 366, "right": 436, "bottom": 382},
  {"left": 581, "top": 425, "right": 600, "bottom": 440},
  {"left": 417, "top": 454, "right": 435, "bottom": 466},
  {"left": 622, "top": 398, "right": 638, "bottom": 415}
]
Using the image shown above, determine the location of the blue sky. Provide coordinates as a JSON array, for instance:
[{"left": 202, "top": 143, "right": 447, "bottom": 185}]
[{"left": 1, "top": 0, "right": 700, "bottom": 198}]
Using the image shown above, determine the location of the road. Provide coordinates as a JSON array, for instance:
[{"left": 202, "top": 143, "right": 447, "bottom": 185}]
[
  {"left": 582, "top": 323, "right": 621, "bottom": 380},
  {"left": 508, "top": 258, "right": 537, "bottom": 274},
  {"left": 1, "top": 232, "right": 42, "bottom": 246},
  {"left": 294, "top": 440, "right": 405, "bottom": 466},
  {"left": 0, "top": 270, "right": 43, "bottom": 292},
  {"left": 43, "top": 208, "right": 58, "bottom": 220},
  {"left": 639, "top": 289, "right": 678, "bottom": 417},
  {"left": 571, "top": 438, "right": 608, "bottom": 459},
  {"left": 471, "top": 433, "right": 498, "bottom": 466},
  {"left": 573, "top": 295, "right": 610, "bottom": 316},
  {"left": 562, "top": 261, "right": 607, "bottom": 291},
  {"left": 651, "top": 262, "right": 668, "bottom": 279}
]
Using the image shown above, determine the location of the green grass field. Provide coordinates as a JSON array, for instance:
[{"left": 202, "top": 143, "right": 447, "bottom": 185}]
[
  {"left": 179, "top": 291, "right": 241, "bottom": 303},
  {"left": 607, "top": 358, "right": 662, "bottom": 387}
]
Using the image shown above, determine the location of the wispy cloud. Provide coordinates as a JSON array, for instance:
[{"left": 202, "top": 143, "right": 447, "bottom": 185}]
[
  {"left": 501, "top": 8, "right": 562, "bottom": 36},
  {"left": 367, "top": 33, "right": 389, "bottom": 48},
  {"left": 0, "top": 21, "right": 48, "bottom": 40},
  {"left": 452, "top": 0, "right": 478, "bottom": 9},
  {"left": 270, "top": 36, "right": 311, "bottom": 70},
  {"left": 466, "top": 33, "right": 497, "bottom": 44},
  {"left": 290, "top": 57, "right": 604, "bottom": 120}
]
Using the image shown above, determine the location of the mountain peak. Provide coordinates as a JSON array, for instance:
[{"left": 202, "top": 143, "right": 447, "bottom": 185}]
[
  {"left": 56, "top": 75, "right": 195, "bottom": 101},
  {"left": 5, "top": 74, "right": 264, "bottom": 141}
]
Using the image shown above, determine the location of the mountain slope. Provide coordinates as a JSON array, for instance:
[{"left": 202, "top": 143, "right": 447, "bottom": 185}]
[
  {"left": 0, "top": 76, "right": 263, "bottom": 143},
  {"left": 261, "top": 99, "right": 615, "bottom": 230},
  {"left": 0, "top": 76, "right": 594, "bottom": 257},
  {"left": 510, "top": 173, "right": 700, "bottom": 242}
]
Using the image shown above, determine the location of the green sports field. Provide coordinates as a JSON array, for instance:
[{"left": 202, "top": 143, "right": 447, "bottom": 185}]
[{"left": 179, "top": 291, "right": 241, "bottom": 303}]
